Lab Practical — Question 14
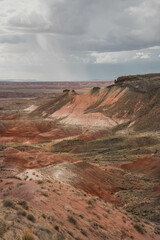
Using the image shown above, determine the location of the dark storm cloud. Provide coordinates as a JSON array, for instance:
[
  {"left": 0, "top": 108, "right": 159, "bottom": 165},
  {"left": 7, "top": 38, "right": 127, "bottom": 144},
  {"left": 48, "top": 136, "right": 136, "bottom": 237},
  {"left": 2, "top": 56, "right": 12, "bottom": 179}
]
[
  {"left": 0, "top": 0, "right": 160, "bottom": 80},
  {"left": 7, "top": 0, "right": 160, "bottom": 52}
]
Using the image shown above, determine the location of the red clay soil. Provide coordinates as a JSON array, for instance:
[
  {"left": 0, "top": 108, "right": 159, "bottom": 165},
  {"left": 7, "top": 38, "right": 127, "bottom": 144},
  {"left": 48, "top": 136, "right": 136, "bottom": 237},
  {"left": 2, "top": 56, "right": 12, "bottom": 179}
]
[
  {"left": 0, "top": 123, "right": 65, "bottom": 143},
  {"left": 50, "top": 161, "right": 136, "bottom": 205},
  {"left": 121, "top": 155, "right": 160, "bottom": 178},
  {"left": 2, "top": 147, "right": 79, "bottom": 169},
  {"left": 0, "top": 113, "right": 18, "bottom": 120},
  {"left": 77, "top": 129, "right": 112, "bottom": 141},
  {"left": 0, "top": 120, "right": 81, "bottom": 143},
  {"left": 38, "top": 88, "right": 127, "bottom": 128},
  {"left": 0, "top": 178, "right": 159, "bottom": 240}
]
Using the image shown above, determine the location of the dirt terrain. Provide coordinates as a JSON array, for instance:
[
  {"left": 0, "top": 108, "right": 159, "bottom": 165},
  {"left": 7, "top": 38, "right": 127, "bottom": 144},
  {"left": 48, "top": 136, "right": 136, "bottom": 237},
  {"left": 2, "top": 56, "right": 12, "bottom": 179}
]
[{"left": 0, "top": 74, "right": 160, "bottom": 240}]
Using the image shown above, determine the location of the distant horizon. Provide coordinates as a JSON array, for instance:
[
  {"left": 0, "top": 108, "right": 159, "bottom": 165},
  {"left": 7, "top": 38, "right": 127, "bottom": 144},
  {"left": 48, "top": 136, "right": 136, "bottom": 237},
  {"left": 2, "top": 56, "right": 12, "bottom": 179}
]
[
  {"left": 0, "top": 79, "right": 113, "bottom": 82},
  {"left": 0, "top": 71, "right": 159, "bottom": 83}
]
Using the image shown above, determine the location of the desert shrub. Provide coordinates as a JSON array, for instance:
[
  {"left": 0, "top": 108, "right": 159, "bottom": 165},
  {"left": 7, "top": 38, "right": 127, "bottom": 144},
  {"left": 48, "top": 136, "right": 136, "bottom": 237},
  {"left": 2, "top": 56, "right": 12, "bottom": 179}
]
[
  {"left": 54, "top": 225, "right": 59, "bottom": 231},
  {"left": 41, "top": 190, "right": 49, "bottom": 197},
  {"left": 22, "top": 229, "right": 35, "bottom": 240},
  {"left": 0, "top": 219, "right": 7, "bottom": 237},
  {"left": 90, "top": 221, "right": 99, "bottom": 229},
  {"left": 48, "top": 215, "right": 56, "bottom": 222},
  {"left": 87, "top": 199, "right": 94, "bottom": 206},
  {"left": 134, "top": 224, "right": 145, "bottom": 234},
  {"left": 18, "top": 200, "right": 29, "bottom": 210},
  {"left": 149, "top": 213, "right": 160, "bottom": 222},
  {"left": 36, "top": 179, "right": 44, "bottom": 184},
  {"left": 67, "top": 230, "right": 74, "bottom": 237},
  {"left": 41, "top": 213, "right": 46, "bottom": 219},
  {"left": 39, "top": 227, "right": 52, "bottom": 234},
  {"left": 5, "top": 181, "right": 13, "bottom": 185},
  {"left": 81, "top": 228, "right": 88, "bottom": 236},
  {"left": 68, "top": 215, "right": 77, "bottom": 225},
  {"left": 27, "top": 214, "right": 35, "bottom": 222},
  {"left": 3, "top": 199, "right": 16, "bottom": 209},
  {"left": 79, "top": 214, "right": 84, "bottom": 219},
  {"left": 100, "top": 230, "right": 107, "bottom": 239},
  {"left": 16, "top": 182, "right": 25, "bottom": 187},
  {"left": 154, "top": 226, "right": 160, "bottom": 235},
  {"left": 17, "top": 209, "right": 26, "bottom": 217},
  {"left": 53, "top": 233, "right": 65, "bottom": 240}
]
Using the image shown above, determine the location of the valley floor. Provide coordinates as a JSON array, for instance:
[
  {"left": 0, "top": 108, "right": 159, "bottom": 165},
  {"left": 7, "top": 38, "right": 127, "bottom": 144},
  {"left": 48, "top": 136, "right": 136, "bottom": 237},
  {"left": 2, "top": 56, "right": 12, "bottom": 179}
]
[{"left": 0, "top": 78, "right": 160, "bottom": 239}]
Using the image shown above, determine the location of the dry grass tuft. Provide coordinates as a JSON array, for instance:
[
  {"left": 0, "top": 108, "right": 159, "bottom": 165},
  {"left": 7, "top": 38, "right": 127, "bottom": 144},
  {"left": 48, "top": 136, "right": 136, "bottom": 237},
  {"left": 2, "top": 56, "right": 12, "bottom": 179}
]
[{"left": 22, "top": 229, "right": 35, "bottom": 240}]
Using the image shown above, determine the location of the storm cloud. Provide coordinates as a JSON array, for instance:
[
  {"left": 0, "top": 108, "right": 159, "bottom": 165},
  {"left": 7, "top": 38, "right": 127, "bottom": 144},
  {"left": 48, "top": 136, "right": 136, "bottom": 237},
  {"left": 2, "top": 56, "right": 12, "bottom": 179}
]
[{"left": 0, "top": 0, "right": 160, "bottom": 80}]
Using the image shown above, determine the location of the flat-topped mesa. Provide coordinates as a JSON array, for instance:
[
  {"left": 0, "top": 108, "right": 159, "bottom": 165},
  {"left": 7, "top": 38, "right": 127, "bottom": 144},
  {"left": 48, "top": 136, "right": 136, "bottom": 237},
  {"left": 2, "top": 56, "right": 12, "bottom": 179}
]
[
  {"left": 115, "top": 73, "right": 160, "bottom": 83},
  {"left": 115, "top": 73, "right": 160, "bottom": 92}
]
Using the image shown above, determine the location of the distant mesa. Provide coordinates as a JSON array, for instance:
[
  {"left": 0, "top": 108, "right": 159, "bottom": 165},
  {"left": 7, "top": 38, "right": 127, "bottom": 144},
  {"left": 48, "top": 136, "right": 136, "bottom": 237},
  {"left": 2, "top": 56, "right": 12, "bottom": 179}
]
[
  {"left": 63, "top": 89, "right": 70, "bottom": 93},
  {"left": 115, "top": 73, "right": 160, "bottom": 84},
  {"left": 91, "top": 87, "right": 101, "bottom": 94},
  {"left": 115, "top": 73, "right": 160, "bottom": 83},
  {"left": 63, "top": 89, "right": 76, "bottom": 93},
  {"left": 62, "top": 87, "right": 101, "bottom": 95},
  {"left": 114, "top": 73, "right": 160, "bottom": 92}
]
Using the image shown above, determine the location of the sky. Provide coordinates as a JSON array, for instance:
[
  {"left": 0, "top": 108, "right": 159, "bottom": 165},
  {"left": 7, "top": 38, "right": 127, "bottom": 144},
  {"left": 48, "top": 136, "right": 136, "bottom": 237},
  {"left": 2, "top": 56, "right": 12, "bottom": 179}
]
[{"left": 0, "top": 0, "right": 160, "bottom": 81}]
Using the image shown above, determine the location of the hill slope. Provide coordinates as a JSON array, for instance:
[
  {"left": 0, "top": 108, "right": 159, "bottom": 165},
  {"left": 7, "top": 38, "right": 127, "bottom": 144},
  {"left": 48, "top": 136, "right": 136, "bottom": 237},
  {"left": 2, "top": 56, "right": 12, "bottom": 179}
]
[{"left": 30, "top": 73, "right": 160, "bottom": 132}]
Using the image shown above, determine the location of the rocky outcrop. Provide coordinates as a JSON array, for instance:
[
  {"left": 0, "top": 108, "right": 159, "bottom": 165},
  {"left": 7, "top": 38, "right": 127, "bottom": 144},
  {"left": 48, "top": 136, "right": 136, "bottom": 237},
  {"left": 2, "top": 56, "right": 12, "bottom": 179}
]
[{"left": 115, "top": 73, "right": 160, "bottom": 92}]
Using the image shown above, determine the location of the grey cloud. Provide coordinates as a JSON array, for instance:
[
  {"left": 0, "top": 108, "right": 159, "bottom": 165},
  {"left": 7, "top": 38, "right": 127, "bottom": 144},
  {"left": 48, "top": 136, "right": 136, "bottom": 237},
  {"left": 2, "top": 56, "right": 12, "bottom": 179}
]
[
  {"left": 9, "top": 11, "right": 48, "bottom": 30},
  {"left": 6, "top": 0, "right": 160, "bottom": 52},
  {"left": 0, "top": 0, "right": 160, "bottom": 81},
  {"left": 0, "top": 35, "right": 27, "bottom": 44}
]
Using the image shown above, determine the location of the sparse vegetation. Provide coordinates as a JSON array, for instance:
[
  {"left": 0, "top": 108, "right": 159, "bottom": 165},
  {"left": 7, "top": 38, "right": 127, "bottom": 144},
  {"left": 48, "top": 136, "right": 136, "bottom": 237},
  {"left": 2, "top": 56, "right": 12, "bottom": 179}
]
[
  {"left": 36, "top": 179, "right": 44, "bottom": 184},
  {"left": 51, "top": 134, "right": 160, "bottom": 163},
  {"left": 154, "top": 226, "right": 160, "bottom": 235},
  {"left": 18, "top": 200, "right": 29, "bottom": 210},
  {"left": 22, "top": 229, "right": 35, "bottom": 240},
  {"left": 0, "top": 219, "right": 7, "bottom": 237},
  {"left": 81, "top": 228, "right": 88, "bottom": 236},
  {"left": 68, "top": 215, "right": 77, "bottom": 225},
  {"left": 27, "top": 214, "right": 35, "bottom": 222},
  {"left": 149, "top": 213, "right": 160, "bottom": 222},
  {"left": 134, "top": 224, "right": 145, "bottom": 234},
  {"left": 53, "top": 232, "right": 65, "bottom": 240},
  {"left": 17, "top": 209, "right": 26, "bottom": 217},
  {"left": 41, "top": 189, "right": 49, "bottom": 197},
  {"left": 41, "top": 213, "right": 46, "bottom": 219},
  {"left": 3, "top": 199, "right": 16, "bottom": 209},
  {"left": 54, "top": 225, "right": 59, "bottom": 231}
]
